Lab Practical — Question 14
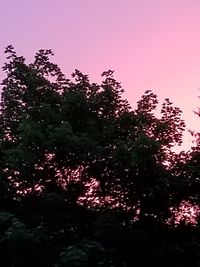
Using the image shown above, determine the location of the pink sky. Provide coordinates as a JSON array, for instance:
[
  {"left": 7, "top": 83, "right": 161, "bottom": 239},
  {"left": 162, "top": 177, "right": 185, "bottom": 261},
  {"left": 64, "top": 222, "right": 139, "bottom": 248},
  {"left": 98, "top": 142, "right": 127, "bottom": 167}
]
[{"left": 1, "top": 0, "right": 200, "bottom": 151}]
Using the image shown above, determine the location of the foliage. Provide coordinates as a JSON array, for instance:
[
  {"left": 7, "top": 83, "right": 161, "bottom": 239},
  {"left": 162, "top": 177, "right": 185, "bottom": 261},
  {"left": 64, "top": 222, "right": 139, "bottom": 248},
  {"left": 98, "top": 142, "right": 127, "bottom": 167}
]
[{"left": 0, "top": 46, "right": 200, "bottom": 266}]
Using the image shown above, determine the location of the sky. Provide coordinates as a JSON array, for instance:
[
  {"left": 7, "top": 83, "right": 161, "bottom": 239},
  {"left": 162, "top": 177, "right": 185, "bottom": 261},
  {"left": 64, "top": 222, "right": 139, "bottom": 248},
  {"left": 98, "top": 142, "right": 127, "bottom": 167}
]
[{"left": 1, "top": 0, "right": 200, "bottom": 151}]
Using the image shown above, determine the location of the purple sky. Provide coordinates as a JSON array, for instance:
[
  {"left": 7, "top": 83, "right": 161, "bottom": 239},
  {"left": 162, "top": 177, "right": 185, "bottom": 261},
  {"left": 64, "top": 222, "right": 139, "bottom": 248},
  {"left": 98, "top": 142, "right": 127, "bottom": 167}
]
[{"left": 1, "top": 0, "right": 200, "bottom": 150}]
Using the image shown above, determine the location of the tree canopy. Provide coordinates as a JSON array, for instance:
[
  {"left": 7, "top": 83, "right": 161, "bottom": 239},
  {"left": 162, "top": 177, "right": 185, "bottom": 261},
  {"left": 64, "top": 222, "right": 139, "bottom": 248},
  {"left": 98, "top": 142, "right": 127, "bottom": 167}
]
[{"left": 0, "top": 46, "right": 200, "bottom": 266}]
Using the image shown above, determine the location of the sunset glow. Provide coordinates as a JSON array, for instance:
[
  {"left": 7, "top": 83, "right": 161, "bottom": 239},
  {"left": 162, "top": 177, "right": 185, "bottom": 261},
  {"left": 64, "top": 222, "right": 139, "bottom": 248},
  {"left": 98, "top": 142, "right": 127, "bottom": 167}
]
[{"left": 1, "top": 0, "right": 200, "bottom": 150}]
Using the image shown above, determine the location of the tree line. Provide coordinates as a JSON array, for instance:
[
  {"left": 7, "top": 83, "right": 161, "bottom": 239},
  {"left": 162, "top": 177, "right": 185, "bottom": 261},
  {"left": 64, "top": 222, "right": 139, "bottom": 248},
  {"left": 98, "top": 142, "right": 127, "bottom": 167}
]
[{"left": 0, "top": 46, "right": 200, "bottom": 266}]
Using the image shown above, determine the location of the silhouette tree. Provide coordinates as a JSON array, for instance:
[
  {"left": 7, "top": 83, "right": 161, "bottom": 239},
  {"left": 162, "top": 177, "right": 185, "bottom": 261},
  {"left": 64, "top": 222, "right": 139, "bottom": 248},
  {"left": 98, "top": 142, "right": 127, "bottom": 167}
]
[{"left": 1, "top": 46, "right": 200, "bottom": 267}]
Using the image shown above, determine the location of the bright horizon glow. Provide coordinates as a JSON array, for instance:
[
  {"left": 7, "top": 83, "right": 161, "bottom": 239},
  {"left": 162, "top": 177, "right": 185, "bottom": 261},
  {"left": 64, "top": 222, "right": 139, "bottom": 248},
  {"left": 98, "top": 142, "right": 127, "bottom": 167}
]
[{"left": 0, "top": 0, "right": 200, "bottom": 151}]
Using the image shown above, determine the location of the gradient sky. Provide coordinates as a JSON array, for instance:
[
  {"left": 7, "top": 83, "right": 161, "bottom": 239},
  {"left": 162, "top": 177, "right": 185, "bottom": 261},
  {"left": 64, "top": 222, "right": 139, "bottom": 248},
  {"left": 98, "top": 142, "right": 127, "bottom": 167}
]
[{"left": 1, "top": 0, "right": 200, "bottom": 151}]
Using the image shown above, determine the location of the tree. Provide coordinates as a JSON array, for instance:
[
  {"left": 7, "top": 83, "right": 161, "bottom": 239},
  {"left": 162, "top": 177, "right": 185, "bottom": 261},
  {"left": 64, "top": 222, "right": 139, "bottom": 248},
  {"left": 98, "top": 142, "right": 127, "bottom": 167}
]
[{"left": 1, "top": 46, "right": 198, "bottom": 267}]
